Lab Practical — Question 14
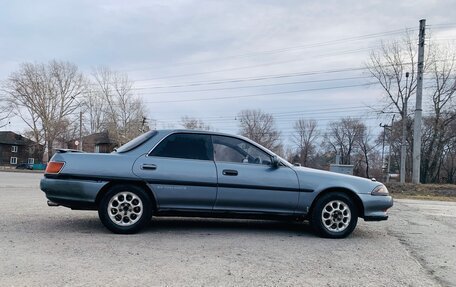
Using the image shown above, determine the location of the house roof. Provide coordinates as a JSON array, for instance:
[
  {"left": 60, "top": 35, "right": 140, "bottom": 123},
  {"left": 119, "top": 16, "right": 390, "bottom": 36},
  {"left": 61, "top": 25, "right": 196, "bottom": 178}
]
[{"left": 0, "top": 131, "right": 39, "bottom": 146}]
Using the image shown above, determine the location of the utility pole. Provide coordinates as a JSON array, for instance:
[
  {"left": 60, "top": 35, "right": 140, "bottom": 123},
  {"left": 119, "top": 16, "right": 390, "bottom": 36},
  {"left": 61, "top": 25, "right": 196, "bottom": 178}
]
[
  {"left": 412, "top": 19, "right": 426, "bottom": 184},
  {"left": 400, "top": 72, "right": 410, "bottom": 183},
  {"left": 140, "top": 117, "right": 147, "bottom": 133},
  {"left": 380, "top": 122, "right": 391, "bottom": 182},
  {"left": 386, "top": 115, "right": 395, "bottom": 183},
  {"left": 79, "top": 110, "right": 83, "bottom": 151},
  {"left": 380, "top": 123, "right": 387, "bottom": 165}
]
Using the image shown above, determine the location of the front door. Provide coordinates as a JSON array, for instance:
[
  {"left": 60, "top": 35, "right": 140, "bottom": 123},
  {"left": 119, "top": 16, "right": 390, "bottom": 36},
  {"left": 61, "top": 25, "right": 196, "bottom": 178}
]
[
  {"left": 133, "top": 133, "right": 217, "bottom": 211},
  {"left": 212, "top": 135, "right": 300, "bottom": 214}
]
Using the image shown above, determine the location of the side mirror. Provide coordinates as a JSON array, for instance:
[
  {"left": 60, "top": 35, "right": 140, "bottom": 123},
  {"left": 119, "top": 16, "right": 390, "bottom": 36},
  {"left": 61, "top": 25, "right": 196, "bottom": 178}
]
[
  {"left": 271, "top": 155, "right": 280, "bottom": 168},
  {"left": 293, "top": 163, "right": 301, "bottom": 167}
]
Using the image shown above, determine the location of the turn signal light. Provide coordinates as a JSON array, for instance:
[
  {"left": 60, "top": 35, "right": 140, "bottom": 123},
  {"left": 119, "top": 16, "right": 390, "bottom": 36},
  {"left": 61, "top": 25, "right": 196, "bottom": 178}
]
[{"left": 45, "top": 162, "right": 65, "bottom": 174}]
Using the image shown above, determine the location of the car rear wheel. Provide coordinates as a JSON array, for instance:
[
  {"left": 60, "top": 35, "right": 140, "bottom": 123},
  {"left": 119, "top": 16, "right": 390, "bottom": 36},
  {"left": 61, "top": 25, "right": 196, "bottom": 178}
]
[
  {"left": 310, "top": 192, "right": 358, "bottom": 239},
  {"left": 98, "top": 185, "right": 152, "bottom": 234}
]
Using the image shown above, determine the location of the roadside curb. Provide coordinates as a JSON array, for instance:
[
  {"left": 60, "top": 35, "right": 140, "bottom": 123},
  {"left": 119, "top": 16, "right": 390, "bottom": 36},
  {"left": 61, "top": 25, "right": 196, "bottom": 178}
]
[{"left": 0, "top": 169, "right": 44, "bottom": 174}]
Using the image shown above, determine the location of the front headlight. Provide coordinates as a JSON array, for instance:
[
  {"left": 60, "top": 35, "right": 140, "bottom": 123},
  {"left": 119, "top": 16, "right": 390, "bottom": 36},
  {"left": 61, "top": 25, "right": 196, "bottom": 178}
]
[{"left": 371, "top": 185, "right": 389, "bottom": 196}]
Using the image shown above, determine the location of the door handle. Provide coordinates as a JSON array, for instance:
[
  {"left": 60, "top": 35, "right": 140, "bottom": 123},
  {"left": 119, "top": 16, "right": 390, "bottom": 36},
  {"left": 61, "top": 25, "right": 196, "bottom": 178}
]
[
  {"left": 222, "top": 169, "right": 238, "bottom": 176},
  {"left": 142, "top": 164, "right": 157, "bottom": 170}
]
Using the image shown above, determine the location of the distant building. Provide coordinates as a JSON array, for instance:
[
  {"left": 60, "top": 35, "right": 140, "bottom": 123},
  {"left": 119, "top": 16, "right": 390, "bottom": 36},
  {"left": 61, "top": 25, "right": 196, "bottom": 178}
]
[
  {"left": 0, "top": 131, "right": 43, "bottom": 167},
  {"left": 329, "top": 154, "right": 354, "bottom": 175},
  {"left": 330, "top": 164, "right": 354, "bottom": 175},
  {"left": 67, "top": 131, "right": 117, "bottom": 153}
]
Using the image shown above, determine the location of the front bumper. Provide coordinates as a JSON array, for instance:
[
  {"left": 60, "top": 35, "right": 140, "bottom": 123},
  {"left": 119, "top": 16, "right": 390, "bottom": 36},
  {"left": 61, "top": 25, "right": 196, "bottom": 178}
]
[
  {"left": 358, "top": 194, "right": 393, "bottom": 221},
  {"left": 40, "top": 177, "right": 107, "bottom": 209},
  {"left": 364, "top": 215, "right": 389, "bottom": 221}
]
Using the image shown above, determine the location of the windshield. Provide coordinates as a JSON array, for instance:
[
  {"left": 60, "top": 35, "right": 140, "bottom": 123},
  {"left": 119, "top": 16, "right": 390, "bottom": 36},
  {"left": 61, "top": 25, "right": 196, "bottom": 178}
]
[{"left": 115, "top": 131, "right": 157, "bottom": 153}]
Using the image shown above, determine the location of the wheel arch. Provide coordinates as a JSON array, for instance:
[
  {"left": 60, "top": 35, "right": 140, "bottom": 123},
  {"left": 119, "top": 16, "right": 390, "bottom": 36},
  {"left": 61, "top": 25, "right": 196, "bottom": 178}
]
[
  {"left": 95, "top": 180, "right": 157, "bottom": 212},
  {"left": 310, "top": 187, "right": 364, "bottom": 218}
]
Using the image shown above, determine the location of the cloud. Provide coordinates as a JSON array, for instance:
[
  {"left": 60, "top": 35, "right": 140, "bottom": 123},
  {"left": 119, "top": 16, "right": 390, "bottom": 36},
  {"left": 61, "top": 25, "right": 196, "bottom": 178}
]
[{"left": 0, "top": 0, "right": 455, "bottom": 138}]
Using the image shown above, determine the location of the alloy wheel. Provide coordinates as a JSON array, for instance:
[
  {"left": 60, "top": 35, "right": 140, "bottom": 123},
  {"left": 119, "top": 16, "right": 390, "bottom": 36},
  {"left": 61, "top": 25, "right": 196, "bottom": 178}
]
[
  {"left": 108, "top": 191, "right": 143, "bottom": 226},
  {"left": 321, "top": 200, "right": 351, "bottom": 232}
]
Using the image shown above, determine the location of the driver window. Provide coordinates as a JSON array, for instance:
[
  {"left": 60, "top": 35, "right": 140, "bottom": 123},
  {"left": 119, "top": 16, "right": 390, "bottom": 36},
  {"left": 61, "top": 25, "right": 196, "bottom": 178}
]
[{"left": 212, "top": 135, "right": 272, "bottom": 165}]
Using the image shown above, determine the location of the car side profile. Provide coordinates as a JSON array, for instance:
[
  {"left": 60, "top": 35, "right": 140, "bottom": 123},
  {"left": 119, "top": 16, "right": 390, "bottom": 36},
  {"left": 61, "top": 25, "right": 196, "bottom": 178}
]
[{"left": 40, "top": 130, "right": 393, "bottom": 238}]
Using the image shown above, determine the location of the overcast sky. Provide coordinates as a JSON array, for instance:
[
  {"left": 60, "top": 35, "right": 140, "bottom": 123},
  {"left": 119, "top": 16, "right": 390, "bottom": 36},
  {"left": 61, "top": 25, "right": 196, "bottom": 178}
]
[{"left": 1, "top": 0, "right": 455, "bottom": 141}]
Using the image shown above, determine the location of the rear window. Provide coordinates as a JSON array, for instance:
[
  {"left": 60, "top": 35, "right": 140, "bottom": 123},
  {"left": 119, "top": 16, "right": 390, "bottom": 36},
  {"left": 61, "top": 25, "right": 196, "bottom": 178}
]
[{"left": 116, "top": 131, "right": 157, "bottom": 153}]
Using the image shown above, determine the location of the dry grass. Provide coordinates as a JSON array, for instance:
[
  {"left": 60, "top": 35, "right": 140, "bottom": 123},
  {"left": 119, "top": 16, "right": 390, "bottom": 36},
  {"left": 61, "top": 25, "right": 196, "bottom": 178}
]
[{"left": 386, "top": 183, "right": 456, "bottom": 202}]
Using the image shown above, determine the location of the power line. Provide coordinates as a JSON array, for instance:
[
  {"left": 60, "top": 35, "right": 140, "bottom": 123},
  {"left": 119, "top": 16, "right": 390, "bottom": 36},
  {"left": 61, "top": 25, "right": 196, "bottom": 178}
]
[
  {"left": 86, "top": 59, "right": 452, "bottom": 90},
  {"left": 122, "top": 76, "right": 374, "bottom": 94},
  {"left": 84, "top": 27, "right": 435, "bottom": 85},
  {"left": 125, "top": 46, "right": 381, "bottom": 81},
  {"left": 141, "top": 82, "right": 377, "bottom": 104},
  {"left": 117, "top": 27, "right": 417, "bottom": 73},
  {"left": 427, "top": 23, "right": 456, "bottom": 28},
  {"left": 132, "top": 67, "right": 371, "bottom": 88},
  {"left": 84, "top": 66, "right": 371, "bottom": 90},
  {"left": 153, "top": 105, "right": 381, "bottom": 122},
  {"left": 77, "top": 62, "right": 453, "bottom": 106}
]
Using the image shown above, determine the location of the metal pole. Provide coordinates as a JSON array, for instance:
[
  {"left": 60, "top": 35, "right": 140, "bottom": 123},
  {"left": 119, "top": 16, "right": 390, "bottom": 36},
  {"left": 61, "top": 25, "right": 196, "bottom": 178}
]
[
  {"left": 380, "top": 123, "right": 386, "bottom": 166},
  {"left": 400, "top": 72, "right": 410, "bottom": 183},
  {"left": 380, "top": 122, "right": 389, "bottom": 182},
  {"left": 387, "top": 115, "right": 395, "bottom": 183},
  {"left": 412, "top": 19, "right": 426, "bottom": 184},
  {"left": 79, "top": 110, "right": 83, "bottom": 151}
]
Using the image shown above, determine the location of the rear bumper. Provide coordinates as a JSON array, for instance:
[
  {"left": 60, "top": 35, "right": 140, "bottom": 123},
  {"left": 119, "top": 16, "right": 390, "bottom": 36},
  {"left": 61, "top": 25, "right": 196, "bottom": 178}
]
[{"left": 40, "top": 177, "right": 107, "bottom": 209}]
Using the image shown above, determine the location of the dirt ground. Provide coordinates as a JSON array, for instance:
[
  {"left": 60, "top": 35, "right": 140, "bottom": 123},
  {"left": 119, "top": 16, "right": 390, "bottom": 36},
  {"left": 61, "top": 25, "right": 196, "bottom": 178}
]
[{"left": 2, "top": 172, "right": 456, "bottom": 286}]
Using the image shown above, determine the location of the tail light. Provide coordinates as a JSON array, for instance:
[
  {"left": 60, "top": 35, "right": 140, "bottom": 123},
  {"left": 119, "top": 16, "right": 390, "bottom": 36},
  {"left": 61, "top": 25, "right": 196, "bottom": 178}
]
[{"left": 45, "top": 162, "right": 65, "bottom": 174}]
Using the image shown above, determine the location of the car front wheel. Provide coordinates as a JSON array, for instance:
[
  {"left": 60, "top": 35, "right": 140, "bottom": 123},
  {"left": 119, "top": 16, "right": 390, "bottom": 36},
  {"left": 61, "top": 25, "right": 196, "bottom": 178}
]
[
  {"left": 310, "top": 192, "right": 358, "bottom": 239},
  {"left": 98, "top": 185, "right": 152, "bottom": 234}
]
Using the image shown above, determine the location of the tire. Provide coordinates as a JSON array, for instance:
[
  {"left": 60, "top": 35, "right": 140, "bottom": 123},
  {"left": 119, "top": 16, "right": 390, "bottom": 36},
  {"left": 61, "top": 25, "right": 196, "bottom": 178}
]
[
  {"left": 310, "top": 192, "right": 358, "bottom": 239},
  {"left": 98, "top": 184, "right": 153, "bottom": 234}
]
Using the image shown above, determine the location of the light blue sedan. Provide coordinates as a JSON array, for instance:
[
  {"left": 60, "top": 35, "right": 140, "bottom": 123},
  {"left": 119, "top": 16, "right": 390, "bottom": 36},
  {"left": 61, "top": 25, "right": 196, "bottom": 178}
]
[{"left": 40, "top": 130, "right": 393, "bottom": 238}]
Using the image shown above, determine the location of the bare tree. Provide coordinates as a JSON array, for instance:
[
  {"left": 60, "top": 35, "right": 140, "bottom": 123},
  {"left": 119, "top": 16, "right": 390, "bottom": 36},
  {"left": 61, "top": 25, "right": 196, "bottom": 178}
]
[
  {"left": 82, "top": 89, "right": 106, "bottom": 134},
  {"left": 420, "top": 43, "right": 456, "bottom": 182},
  {"left": 356, "top": 128, "right": 379, "bottom": 178},
  {"left": 237, "top": 109, "right": 282, "bottom": 153},
  {"left": 367, "top": 33, "right": 418, "bottom": 117},
  {"left": 324, "top": 117, "right": 366, "bottom": 165},
  {"left": 2, "top": 60, "right": 85, "bottom": 161},
  {"left": 180, "top": 116, "right": 211, "bottom": 130},
  {"left": 0, "top": 97, "right": 11, "bottom": 128},
  {"left": 54, "top": 118, "right": 80, "bottom": 147},
  {"left": 291, "top": 119, "right": 318, "bottom": 166},
  {"left": 441, "top": 119, "right": 456, "bottom": 183},
  {"left": 92, "top": 67, "right": 149, "bottom": 146},
  {"left": 367, "top": 32, "right": 456, "bottom": 183}
]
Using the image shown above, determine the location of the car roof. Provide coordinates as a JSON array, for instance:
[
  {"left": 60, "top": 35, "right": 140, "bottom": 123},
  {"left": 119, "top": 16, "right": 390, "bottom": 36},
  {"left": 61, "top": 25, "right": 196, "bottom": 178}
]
[
  {"left": 158, "top": 129, "right": 258, "bottom": 144},
  {"left": 159, "top": 129, "right": 233, "bottom": 136}
]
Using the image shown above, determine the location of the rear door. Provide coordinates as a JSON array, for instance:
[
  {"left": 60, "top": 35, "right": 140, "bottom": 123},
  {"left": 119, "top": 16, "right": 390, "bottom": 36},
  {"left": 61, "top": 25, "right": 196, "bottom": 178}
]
[
  {"left": 133, "top": 133, "right": 217, "bottom": 211},
  {"left": 212, "top": 135, "right": 300, "bottom": 214}
]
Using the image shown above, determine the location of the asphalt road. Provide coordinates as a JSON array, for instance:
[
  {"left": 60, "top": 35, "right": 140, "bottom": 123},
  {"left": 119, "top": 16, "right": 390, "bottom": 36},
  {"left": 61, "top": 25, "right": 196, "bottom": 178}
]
[{"left": 1, "top": 172, "right": 455, "bottom": 287}]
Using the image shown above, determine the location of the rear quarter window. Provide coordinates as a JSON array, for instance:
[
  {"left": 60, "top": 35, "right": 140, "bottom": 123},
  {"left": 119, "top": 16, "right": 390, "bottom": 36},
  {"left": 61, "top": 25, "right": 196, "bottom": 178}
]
[{"left": 116, "top": 131, "right": 157, "bottom": 153}]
